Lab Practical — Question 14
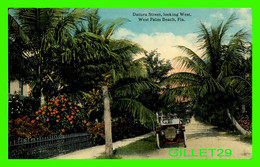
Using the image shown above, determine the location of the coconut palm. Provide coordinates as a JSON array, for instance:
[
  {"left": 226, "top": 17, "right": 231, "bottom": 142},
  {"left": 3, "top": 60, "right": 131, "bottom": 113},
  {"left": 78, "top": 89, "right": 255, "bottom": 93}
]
[
  {"left": 160, "top": 14, "right": 251, "bottom": 134},
  {"left": 8, "top": 8, "right": 90, "bottom": 105},
  {"left": 76, "top": 9, "right": 156, "bottom": 155}
]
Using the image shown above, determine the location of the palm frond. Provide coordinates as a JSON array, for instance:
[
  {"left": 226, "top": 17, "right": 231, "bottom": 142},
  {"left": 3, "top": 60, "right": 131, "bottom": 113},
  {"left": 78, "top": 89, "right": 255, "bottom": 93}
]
[{"left": 113, "top": 98, "right": 155, "bottom": 128}]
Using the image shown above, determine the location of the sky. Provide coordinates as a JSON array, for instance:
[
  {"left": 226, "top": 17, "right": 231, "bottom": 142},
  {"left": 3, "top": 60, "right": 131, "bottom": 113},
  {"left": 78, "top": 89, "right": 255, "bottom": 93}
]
[{"left": 98, "top": 8, "right": 252, "bottom": 71}]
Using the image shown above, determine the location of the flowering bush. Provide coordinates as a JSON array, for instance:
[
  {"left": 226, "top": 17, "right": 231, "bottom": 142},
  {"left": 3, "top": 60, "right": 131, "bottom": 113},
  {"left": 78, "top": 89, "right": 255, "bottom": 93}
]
[
  {"left": 87, "top": 122, "right": 105, "bottom": 145},
  {"left": 35, "top": 94, "right": 88, "bottom": 134},
  {"left": 238, "top": 115, "right": 252, "bottom": 131},
  {"left": 8, "top": 115, "right": 53, "bottom": 140}
]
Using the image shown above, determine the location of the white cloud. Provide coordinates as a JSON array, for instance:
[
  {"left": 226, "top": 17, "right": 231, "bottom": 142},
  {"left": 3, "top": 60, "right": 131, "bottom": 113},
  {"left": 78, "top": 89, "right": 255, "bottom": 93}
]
[
  {"left": 210, "top": 12, "right": 224, "bottom": 19},
  {"left": 228, "top": 8, "right": 252, "bottom": 28},
  {"left": 113, "top": 28, "right": 202, "bottom": 72},
  {"left": 236, "top": 8, "right": 252, "bottom": 27}
]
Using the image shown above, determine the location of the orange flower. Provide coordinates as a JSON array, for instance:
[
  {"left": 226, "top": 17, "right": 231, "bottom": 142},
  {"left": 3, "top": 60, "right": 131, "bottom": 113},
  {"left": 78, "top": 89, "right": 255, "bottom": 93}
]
[
  {"left": 57, "top": 115, "right": 60, "bottom": 119},
  {"left": 84, "top": 120, "right": 87, "bottom": 124},
  {"left": 41, "top": 108, "right": 44, "bottom": 111},
  {"left": 61, "top": 98, "right": 64, "bottom": 101},
  {"left": 31, "top": 120, "right": 35, "bottom": 123},
  {"left": 68, "top": 102, "right": 72, "bottom": 105},
  {"left": 87, "top": 123, "right": 90, "bottom": 127},
  {"left": 71, "top": 116, "right": 74, "bottom": 119},
  {"left": 36, "top": 111, "right": 39, "bottom": 114},
  {"left": 55, "top": 103, "right": 59, "bottom": 106},
  {"left": 61, "top": 108, "right": 64, "bottom": 111},
  {"left": 61, "top": 129, "right": 65, "bottom": 133},
  {"left": 47, "top": 113, "right": 49, "bottom": 115},
  {"left": 49, "top": 108, "right": 52, "bottom": 111},
  {"left": 36, "top": 117, "right": 39, "bottom": 120},
  {"left": 56, "top": 120, "right": 59, "bottom": 123},
  {"left": 64, "top": 99, "right": 68, "bottom": 102},
  {"left": 66, "top": 115, "right": 70, "bottom": 119},
  {"left": 72, "top": 112, "right": 75, "bottom": 115},
  {"left": 70, "top": 121, "right": 73, "bottom": 124},
  {"left": 74, "top": 106, "right": 77, "bottom": 109},
  {"left": 69, "top": 106, "right": 73, "bottom": 109},
  {"left": 62, "top": 104, "right": 65, "bottom": 107},
  {"left": 46, "top": 118, "right": 49, "bottom": 122},
  {"left": 76, "top": 109, "right": 79, "bottom": 113},
  {"left": 44, "top": 106, "right": 47, "bottom": 109},
  {"left": 42, "top": 112, "right": 45, "bottom": 115},
  {"left": 68, "top": 118, "right": 72, "bottom": 121}
]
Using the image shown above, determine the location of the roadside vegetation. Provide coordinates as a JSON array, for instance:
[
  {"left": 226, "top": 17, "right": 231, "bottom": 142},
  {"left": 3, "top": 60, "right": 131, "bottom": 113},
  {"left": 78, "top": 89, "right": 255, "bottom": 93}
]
[
  {"left": 96, "top": 135, "right": 157, "bottom": 159},
  {"left": 8, "top": 8, "right": 252, "bottom": 158}
]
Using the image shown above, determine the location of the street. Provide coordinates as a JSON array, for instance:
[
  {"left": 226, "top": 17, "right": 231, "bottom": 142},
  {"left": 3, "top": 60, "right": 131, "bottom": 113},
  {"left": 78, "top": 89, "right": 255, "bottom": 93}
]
[{"left": 121, "top": 117, "right": 252, "bottom": 159}]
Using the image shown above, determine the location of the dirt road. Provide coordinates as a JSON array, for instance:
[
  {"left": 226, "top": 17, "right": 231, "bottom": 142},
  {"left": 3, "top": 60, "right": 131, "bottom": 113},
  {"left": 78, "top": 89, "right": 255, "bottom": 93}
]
[{"left": 121, "top": 117, "right": 252, "bottom": 159}]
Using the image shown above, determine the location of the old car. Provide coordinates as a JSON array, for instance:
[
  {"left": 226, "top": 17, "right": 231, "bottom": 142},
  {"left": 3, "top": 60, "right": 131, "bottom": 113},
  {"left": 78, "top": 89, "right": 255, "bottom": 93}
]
[{"left": 155, "top": 112, "right": 186, "bottom": 148}]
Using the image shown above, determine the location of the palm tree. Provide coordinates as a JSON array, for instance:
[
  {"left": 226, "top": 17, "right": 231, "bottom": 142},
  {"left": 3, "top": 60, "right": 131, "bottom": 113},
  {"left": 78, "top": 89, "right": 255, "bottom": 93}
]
[
  {"left": 160, "top": 14, "right": 251, "bottom": 134},
  {"left": 78, "top": 9, "right": 156, "bottom": 155},
  {"left": 8, "top": 8, "right": 89, "bottom": 106}
]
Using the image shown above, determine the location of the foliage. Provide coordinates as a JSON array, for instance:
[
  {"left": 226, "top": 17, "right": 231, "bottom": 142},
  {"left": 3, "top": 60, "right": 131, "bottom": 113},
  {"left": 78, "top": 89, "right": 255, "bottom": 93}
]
[
  {"left": 141, "top": 50, "right": 173, "bottom": 83},
  {"left": 160, "top": 14, "right": 252, "bottom": 129},
  {"left": 87, "top": 117, "right": 150, "bottom": 145},
  {"left": 35, "top": 94, "right": 88, "bottom": 134},
  {"left": 82, "top": 88, "right": 103, "bottom": 122},
  {"left": 8, "top": 92, "right": 40, "bottom": 120},
  {"left": 8, "top": 115, "right": 53, "bottom": 140}
]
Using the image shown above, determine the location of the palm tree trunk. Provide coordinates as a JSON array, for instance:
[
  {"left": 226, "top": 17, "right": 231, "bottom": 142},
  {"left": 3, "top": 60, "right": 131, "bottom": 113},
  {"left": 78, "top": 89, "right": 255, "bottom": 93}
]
[
  {"left": 226, "top": 108, "right": 250, "bottom": 135},
  {"left": 40, "top": 90, "right": 45, "bottom": 106},
  {"left": 102, "top": 85, "right": 113, "bottom": 155}
]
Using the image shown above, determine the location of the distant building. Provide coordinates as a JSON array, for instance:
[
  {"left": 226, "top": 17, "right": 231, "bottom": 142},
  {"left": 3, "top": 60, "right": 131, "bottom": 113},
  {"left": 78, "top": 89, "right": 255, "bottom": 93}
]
[{"left": 8, "top": 80, "right": 30, "bottom": 101}]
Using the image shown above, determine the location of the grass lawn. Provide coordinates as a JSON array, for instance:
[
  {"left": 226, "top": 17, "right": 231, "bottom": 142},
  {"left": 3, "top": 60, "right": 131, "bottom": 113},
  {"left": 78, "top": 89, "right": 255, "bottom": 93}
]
[{"left": 96, "top": 135, "right": 157, "bottom": 159}]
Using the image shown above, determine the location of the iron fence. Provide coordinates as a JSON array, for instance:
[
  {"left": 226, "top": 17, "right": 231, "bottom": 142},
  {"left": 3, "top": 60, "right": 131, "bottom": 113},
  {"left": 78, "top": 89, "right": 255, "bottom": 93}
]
[{"left": 9, "top": 132, "right": 93, "bottom": 159}]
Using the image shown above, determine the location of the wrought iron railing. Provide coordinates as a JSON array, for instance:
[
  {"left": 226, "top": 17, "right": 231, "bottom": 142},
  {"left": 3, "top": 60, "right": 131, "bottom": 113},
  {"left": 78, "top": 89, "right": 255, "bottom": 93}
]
[{"left": 9, "top": 132, "right": 93, "bottom": 159}]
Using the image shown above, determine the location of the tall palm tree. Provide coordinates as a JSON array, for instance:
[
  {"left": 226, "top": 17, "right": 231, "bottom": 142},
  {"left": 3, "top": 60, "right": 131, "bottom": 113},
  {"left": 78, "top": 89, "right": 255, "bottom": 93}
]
[
  {"left": 78, "top": 9, "right": 156, "bottom": 155},
  {"left": 160, "top": 14, "right": 251, "bottom": 134}
]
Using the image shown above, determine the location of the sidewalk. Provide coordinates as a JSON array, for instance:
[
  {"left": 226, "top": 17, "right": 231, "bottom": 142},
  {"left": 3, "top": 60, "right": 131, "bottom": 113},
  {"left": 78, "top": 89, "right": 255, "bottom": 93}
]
[{"left": 51, "top": 132, "right": 153, "bottom": 159}]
